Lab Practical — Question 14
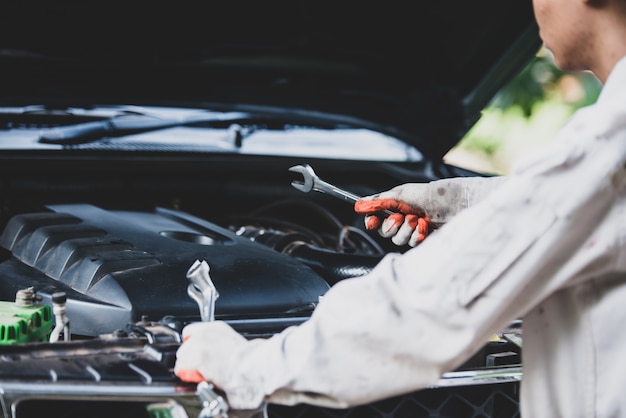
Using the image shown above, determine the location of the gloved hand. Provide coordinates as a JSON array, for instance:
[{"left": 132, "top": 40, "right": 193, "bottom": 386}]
[
  {"left": 354, "top": 183, "right": 434, "bottom": 247},
  {"left": 354, "top": 177, "right": 506, "bottom": 247},
  {"left": 175, "top": 321, "right": 266, "bottom": 411}
]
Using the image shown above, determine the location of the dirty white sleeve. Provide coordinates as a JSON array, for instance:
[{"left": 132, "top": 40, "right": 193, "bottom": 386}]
[
  {"left": 423, "top": 176, "right": 508, "bottom": 224},
  {"left": 223, "top": 114, "right": 626, "bottom": 409}
]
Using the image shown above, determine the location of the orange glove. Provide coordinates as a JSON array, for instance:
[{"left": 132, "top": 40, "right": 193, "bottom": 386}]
[
  {"left": 354, "top": 178, "right": 506, "bottom": 247},
  {"left": 175, "top": 321, "right": 269, "bottom": 411},
  {"left": 176, "top": 334, "right": 209, "bottom": 383},
  {"left": 175, "top": 321, "right": 247, "bottom": 385},
  {"left": 354, "top": 197, "right": 433, "bottom": 247}
]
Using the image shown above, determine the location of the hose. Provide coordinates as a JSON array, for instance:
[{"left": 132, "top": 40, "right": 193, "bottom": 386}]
[{"left": 286, "top": 242, "right": 384, "bottom": 285}]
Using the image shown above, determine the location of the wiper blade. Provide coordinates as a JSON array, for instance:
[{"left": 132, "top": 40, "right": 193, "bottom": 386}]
[{"left": 38, "top": 111, "right": 251, "bottom": 145}]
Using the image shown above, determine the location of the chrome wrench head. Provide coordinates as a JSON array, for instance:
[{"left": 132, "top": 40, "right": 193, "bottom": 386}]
[
  {"left": 288, "top": 164, "right": 317, "bottom": 193},
  {"left": 186, "top": 259, "right": 220, "bottom": 322},
  {"left": 288, "top": 163, "right": 395, "bottom": 215}
]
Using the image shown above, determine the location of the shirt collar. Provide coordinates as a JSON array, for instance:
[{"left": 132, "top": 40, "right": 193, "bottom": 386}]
[{"left": 597, "top": 55, "right": 626, "bottom": 104}]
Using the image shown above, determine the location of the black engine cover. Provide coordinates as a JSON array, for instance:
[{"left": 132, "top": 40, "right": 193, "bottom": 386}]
[{"left": 0, "top": 204, "right": 330, "bottom": 336}]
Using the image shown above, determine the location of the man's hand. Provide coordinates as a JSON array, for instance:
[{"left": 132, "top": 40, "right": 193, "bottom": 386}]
[
  {"left": 175, "top": 321, "right": 266, "bottom": 410},
  {"left": 354, "top": 177, "right": 505, "bottom": 247},
  {"left": 175, "top": 321, "right": 247, "bottom": 385},
  {"left": 354, "top": 183, "right": 434, "bottom": 247}
]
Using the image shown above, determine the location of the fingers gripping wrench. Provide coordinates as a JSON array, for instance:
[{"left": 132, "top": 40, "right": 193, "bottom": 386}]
[
  {"left": 185, "top": 262, "right": 268, "bottom": 417},
  {"left": 185, "top": 260, "right": 230, "bottom": 418},
  {"left": 289, "top": 164, "right": 394, "bottom": 216}
]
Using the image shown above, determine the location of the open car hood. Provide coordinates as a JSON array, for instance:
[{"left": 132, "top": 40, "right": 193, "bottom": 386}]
[{"left": 0, "top": 1, "right": 540, "bottom": 159}]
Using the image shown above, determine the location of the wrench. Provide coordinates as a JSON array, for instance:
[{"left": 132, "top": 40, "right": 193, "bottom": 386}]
[
  {"left": 184, "top": 261, "right": 269, "bottom": 418},
  {"left": 289, "top": 164, "right": 394, "bottom": 216},
  {"left": 186, "top": 259, "right": 219, "bottom": 322},
  {"left": 185, "top": 261, "right": 230, "bottom": 418}
]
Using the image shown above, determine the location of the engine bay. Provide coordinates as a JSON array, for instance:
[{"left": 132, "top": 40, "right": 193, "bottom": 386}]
[
  {"left": 0, "top": 160, "right": 523, "bottom": 418},
  {"left": 0, "top": 193, "right": 396, "bottom": 338}
]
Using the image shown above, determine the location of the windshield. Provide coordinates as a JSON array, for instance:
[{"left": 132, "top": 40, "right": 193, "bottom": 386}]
[{"left": 0, "top": 105, "right": 423, "bottom": 162}]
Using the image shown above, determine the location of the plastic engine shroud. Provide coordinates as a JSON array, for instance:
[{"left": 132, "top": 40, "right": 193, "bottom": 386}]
[{"left": 0, "top": 204, "right": 330, "bottom": 336}]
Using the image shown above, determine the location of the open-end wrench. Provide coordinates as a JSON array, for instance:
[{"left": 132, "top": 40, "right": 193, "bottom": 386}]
[
  {"left": 184, "top": 261, "right": 268, "bottom": 418},
  {"left": 186, "top": 259, "right": 220, "bottom": 322},
  {"left": 289, "top": 164, "right": 394, "bottom": 216}
]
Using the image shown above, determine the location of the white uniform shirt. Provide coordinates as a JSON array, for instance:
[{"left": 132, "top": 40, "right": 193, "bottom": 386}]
[{"left": 219, "top": 57, "right": 626, "bottom": 416}]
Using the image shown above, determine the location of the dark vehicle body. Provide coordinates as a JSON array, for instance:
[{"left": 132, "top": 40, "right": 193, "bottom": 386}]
[{"left": 0, "top": 2, "right": 538, "bottom": 417}]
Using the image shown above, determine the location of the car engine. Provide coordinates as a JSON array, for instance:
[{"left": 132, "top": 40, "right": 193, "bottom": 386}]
[
  {"left": 0, "top": 203, "right": 335, "bottom": 338},
  {"left": 0, "top": 197, "right": 523, "bottom": 418},
  {"left": 0, "top": 0, "right": 541, "bottom": 413}
]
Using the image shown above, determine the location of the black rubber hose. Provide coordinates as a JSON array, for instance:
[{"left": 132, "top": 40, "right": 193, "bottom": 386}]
[{"left": 287, "top": 243, "right": 384, "bottom": 286}]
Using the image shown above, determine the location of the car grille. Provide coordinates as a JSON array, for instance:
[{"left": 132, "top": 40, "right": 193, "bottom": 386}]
[
  {"left": 268, "top": 382, "right": 520, "bottom": 418},
  {"left": 0, "top": 330, "right": 521, "bottom": 418}
]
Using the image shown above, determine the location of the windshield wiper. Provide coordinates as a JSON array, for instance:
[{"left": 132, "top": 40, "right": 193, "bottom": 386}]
[{"left": 38, "top": 111, "right": 251, "bottom": 145}]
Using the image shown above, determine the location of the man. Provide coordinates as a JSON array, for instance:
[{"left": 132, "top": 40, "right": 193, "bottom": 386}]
[{"left": 175, "top": 0, "right": 626, "bottom": 415}]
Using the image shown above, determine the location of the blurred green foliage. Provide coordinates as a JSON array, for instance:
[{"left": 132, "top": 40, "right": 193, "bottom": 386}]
[
  {"left": 493, "top": 49, "right": 601, "bottom": 115},
  {"left": 446, "top": 48, "right": 602, "bottom": 175}
]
